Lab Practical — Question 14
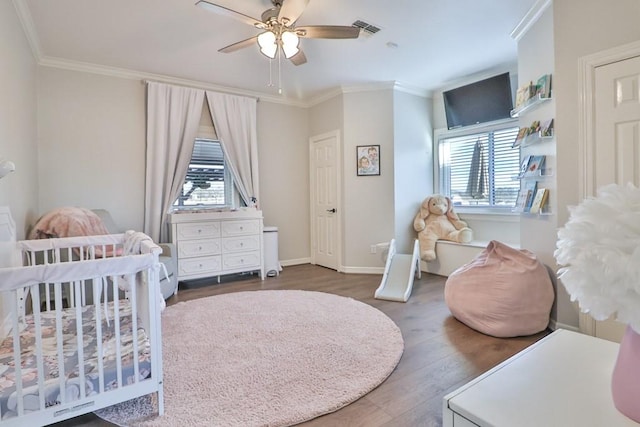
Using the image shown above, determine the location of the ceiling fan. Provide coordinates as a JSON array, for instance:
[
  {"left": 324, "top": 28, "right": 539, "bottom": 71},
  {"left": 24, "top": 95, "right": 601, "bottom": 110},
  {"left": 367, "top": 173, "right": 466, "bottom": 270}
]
[{"left": 196, "top": 0, "right": 361, "bottom": 65}]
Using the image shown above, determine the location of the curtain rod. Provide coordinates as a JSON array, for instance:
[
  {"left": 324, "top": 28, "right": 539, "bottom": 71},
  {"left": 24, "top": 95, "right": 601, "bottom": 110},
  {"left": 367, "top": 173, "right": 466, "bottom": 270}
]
[{"left": 141, "top": 79, "right": 260, "bottom": 101}]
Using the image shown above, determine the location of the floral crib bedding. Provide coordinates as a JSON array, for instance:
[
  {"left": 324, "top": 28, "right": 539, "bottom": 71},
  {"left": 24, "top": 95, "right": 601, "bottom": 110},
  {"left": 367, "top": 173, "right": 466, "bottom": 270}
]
[{"left": 0, "top": 300, "right": 151, "bottom": 419}]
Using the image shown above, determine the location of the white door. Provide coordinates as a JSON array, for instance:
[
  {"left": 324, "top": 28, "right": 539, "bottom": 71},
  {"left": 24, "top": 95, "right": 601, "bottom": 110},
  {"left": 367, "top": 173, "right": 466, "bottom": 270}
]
[
  {"left": 309, "top": 131, "right": 341, "bottom": 271},
  {"left": 591, "top": 54, "right": 640, "bottom": 342}
]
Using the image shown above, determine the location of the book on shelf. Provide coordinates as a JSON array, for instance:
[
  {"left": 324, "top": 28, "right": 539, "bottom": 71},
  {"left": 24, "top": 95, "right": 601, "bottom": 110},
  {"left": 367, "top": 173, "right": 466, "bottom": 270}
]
[
  {"left": 535, "top": 74, "right": 552, "bottom": 99},
  {"left": 515, "top": 86, "right": 529, "bottom": 108},
  {"left": 524, "top": 155, "right": 546, "bottom": 177},
  {"left": 540, "top": 118, "right": 554, "bottom": 137},
  {"left": 513, "top": 128, "right": 530, "bottom": 148},
  {"left": 528, "top": 120, "right": 541, "bottom": 134},
  {"left": 517, "top": 155, "right": 532, "bottom": 178},
  {"left": 529, "top": 188, "right": 549, "bottom": 214},
  {"left": 514, "top": 190, "right": 529, "bottom": 212},
  {"left": 522, "top": 180, "right": 538, "bottom": 212},
  {"left": 515, "top": 81, "right": 537, "bottom": 108},
  {"left": 514, "top": 180, "right": 538, "bottom": 212}
]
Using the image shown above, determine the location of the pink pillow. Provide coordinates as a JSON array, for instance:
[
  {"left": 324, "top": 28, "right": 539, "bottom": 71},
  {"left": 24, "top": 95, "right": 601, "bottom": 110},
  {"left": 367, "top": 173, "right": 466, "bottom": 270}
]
[{"left": 444, "top": 240, "right": 554, "bottom": 337}]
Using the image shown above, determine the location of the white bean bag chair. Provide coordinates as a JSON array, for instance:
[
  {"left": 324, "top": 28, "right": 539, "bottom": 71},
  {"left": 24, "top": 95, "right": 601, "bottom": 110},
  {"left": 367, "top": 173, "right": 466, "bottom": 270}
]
[{"left": 444, "top": 240, "right": 554, "bottom": 337}]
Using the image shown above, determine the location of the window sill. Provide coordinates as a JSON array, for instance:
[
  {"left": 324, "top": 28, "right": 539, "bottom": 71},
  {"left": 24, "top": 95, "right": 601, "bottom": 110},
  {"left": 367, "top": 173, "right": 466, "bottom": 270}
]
[
  {"left": 171, "top": 206, "right": 235, "bottom": 214},
  {"left": 454, "top": 207, "right": 521, "bottom": 219}
]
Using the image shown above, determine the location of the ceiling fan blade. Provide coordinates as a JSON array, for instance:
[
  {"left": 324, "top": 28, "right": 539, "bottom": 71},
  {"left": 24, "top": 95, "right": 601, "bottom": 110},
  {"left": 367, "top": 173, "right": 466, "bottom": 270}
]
[
  {"left": 278, "top": 0, "right": 310, "bottom": 26},
  {"left": 296, "top": 25, "right": 360, "bottom": 39},
  {"left": 289, "top": 49, "right": 307, "bottom": 66},
  {"left": 196, "top": 0, "right": 265, "bottom": 28},
  {"left": 219, "top": 35, "right": 259, "bottom": 53}
]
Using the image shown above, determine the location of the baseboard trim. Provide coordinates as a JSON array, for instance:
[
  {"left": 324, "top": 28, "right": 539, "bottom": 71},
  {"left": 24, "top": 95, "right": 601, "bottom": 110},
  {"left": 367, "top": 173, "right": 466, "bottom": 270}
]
[
  {"left": 341, "top": 266, "right": 384, "bottom": 275},
  {"left": 280, "top": 258, "right": 311, "bottom": 267},
  {"left": 548, "top": 319, "right": 580, "bottom": 333}
]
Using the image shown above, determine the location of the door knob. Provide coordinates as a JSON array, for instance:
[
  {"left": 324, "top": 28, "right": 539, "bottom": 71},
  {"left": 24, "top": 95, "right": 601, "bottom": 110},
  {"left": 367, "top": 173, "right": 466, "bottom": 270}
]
[{"left": 327, "top": 208, "right": 336, "bottom": 213}]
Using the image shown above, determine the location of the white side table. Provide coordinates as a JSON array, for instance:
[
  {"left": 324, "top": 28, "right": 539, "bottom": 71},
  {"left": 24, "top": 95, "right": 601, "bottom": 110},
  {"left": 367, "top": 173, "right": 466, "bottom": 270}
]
[{"left": 443, "top": 329, "right": 639, "bottom": 426}]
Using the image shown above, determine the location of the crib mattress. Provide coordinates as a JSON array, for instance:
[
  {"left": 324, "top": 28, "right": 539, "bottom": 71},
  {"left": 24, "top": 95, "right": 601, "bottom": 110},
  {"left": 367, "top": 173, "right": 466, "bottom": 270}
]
[{"left": 0, "top": 300, "right": 151, "bottom": 419}]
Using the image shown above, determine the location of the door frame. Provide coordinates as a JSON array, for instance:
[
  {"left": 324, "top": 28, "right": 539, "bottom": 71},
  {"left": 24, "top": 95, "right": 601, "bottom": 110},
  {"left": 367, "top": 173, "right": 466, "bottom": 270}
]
[
  {"left": 578, "top": 39, "right": 640, "bottom": 335},
  {"left": 309, "top": 129, "right": 343, "bottom": 272}
]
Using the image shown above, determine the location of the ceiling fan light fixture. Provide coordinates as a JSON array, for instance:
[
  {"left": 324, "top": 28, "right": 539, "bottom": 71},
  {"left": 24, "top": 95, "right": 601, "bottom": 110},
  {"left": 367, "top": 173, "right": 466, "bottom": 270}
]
[
  {"left": 257, "top": 31, "right": 277, "bottom": 59},
  {"left": 281, "top": 31, "right": 300, "bottom": 59}
]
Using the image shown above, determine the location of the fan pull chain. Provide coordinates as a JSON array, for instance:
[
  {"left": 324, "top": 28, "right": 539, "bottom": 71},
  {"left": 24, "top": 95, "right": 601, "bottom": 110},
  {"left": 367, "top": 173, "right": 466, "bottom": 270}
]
[
  {"left": 278, "top": 47, "right": 283, "bottom": 95},
  {"left": 267, "top": 58, "right": 274, "bottom": 88}
]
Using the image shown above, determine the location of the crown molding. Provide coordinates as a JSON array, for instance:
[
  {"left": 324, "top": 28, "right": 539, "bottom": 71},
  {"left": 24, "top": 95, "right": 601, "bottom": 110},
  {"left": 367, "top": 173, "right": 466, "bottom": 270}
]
[
  {"left": 12, "top": 0, "right": 42, "bottom": 60},
  {"left": 341, "top": 81, "right": 431, "bottom": 98},
  {"left": 341, "top": 81, "right": 396, "bottom": 94},
  {"left": 37, "top": 55, "right": 433, "bottom": 109},
  {"left": 393, "top": 82, "right": 432, "bottom": 98},
  {"left": 510, "top": 0, "right": 552, "bottom": 42},
  {"left": 306, "top": 81, "right": 431, "bottom": 107},
  {"left": 306, "top": 87, "right": 344, "bottom": 107},
  {"left": 37, "top": 56, "right": 309, "bottom": 107}
]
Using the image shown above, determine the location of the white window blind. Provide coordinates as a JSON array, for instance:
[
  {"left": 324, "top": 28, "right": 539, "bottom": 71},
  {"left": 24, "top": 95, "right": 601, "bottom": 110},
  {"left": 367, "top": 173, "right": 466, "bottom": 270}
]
[
  {"left": 438, "top": 126, "right": 520, "bottom": 208},
  {"left": 174, "top": 139, "right": 233, "bottom": 208}
]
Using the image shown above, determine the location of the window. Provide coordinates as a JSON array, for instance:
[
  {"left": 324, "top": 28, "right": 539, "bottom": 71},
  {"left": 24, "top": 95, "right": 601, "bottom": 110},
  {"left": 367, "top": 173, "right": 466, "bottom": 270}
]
[
  {"left": 437, "top": 124, "right": 520, "bottom": 209},
  {"left": 174, "top": 139, "right": 233, "bottom": 209}
]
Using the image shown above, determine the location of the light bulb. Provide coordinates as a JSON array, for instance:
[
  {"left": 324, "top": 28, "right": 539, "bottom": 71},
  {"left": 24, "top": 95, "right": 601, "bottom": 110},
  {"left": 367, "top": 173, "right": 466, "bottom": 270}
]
[
  {"left": 257, "top": 31, "right": 277, "bottom": 59},
  {"left": 281, "top": 31, "right": 300, "bottom": 59}
]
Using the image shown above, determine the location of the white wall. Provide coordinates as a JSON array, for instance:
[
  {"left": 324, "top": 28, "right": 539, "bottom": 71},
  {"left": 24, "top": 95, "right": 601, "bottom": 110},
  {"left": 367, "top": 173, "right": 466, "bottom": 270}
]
[
  {"left": 0, "top": 1, "right": 39, "bottom": 239},
  {"left": 37, "top": 67, "right": 146, "bottom": 231},
  {"left": 342, "top": 89, "right": 395, "bottom": 270},
  {"left": 393, "top": 90, "right": 433, "bottom": 253},
  {"left": 309, "top": 94, "right": 343, "bottom": 138},
  {"left": 257, "top": 101, "right": 310, "bottom": 264},
  {"left": 516, "top": 5, "right": 564, "bottom": 325},
  {"left": 553, "top": 0, "right": 640, "bottom": 327}
]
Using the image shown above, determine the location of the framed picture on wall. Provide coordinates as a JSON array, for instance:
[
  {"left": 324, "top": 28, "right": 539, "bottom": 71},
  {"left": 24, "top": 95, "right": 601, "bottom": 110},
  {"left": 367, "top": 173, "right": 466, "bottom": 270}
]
[{"left": 356, "top": 145, "right": 380, "bottom": 176}]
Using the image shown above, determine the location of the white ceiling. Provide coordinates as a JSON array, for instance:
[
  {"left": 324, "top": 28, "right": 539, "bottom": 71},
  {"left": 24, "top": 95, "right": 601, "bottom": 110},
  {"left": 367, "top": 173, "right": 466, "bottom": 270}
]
[{"left": 20, "top": 0, "right": 536, "bottom": 103}]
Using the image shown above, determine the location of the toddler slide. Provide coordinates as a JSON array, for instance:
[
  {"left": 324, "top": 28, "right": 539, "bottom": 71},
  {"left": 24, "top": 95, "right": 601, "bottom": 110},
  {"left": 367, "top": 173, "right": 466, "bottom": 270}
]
[{"left": 374, "top": 239, "right": 421, "bottom": 302}]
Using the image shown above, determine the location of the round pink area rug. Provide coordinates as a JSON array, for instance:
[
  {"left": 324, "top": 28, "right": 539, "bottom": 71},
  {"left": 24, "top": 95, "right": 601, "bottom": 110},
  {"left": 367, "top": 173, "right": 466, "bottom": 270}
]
[{"left": 95, "top": 290, "right": 404, "bottom": 426}]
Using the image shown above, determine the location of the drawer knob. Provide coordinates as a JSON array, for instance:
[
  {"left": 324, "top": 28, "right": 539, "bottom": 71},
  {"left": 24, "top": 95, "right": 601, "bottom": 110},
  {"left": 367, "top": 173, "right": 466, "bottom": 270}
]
[
  {"left": 199, "top": 246, "right": 202, "bottom": 250},
  {"left": 198, "top": 229, "right": 202, "bottom": 233},
  {"left": 240, "top": 242, "right": 244, "bottom": 247},
  {"left": 240, "top": 226, "right": 244, "bottom": 230}
]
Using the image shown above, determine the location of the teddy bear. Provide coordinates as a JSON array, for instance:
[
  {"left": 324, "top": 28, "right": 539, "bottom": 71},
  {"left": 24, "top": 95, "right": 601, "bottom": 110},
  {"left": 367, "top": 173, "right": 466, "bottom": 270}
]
[{"left": 413, "top": 194, "right": 473, "bottom": 261}]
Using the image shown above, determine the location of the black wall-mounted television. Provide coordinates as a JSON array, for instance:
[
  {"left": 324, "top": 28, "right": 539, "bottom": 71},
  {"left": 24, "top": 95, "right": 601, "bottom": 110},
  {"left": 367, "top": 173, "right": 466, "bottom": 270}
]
[{"left": 443, "top": 72, "right": 513, "bottom": 130}]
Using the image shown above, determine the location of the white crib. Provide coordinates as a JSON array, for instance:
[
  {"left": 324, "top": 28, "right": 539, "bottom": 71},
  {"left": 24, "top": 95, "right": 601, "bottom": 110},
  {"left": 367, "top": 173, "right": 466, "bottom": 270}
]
[{"left": 0, "top": 233, "right": 164, "bottom": 426}]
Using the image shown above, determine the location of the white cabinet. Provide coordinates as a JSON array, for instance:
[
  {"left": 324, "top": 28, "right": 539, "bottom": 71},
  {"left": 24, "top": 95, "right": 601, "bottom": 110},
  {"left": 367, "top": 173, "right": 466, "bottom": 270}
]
[
  {"left": 169, "top": 209, "right": 264, "bottom": 281},
  {"left": 443, "top": 329, "right": 638, "bottom": 427}
]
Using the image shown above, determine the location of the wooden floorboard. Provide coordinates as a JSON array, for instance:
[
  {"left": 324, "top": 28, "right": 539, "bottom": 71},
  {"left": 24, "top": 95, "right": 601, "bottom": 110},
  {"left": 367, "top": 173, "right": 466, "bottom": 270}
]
[{"left": 56, "top": 264, "right": 549, "bottom": 426}]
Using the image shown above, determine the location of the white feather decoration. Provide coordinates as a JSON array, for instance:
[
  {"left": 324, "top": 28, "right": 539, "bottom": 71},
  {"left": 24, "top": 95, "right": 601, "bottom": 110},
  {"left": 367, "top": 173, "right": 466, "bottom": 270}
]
[{"left": 555, "top": 183, "right": 640, "bottom": 333}]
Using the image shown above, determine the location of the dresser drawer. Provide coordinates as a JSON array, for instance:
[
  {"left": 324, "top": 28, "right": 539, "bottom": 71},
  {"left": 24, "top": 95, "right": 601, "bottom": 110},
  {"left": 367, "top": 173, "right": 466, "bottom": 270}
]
[
  {"left": 452, "top": 413, "right": 478, "bottom": 427},
  {"left": 178, "top": 256, "right": 221, "bottom": 276},
  {"left": 222, "top": 251, "right": 261, "bottom": 270},
  {"left": 178, "top": 239, "right": 221, "bottom": 258},
  {"left": 176, "top": 222, "right": 221, "bottom": 240},
  {"left": 222, "top": 235, "right": 260, "bottom": 253},
  {"left": 221, "top": 219, "right": 260, "bottom": 237}
]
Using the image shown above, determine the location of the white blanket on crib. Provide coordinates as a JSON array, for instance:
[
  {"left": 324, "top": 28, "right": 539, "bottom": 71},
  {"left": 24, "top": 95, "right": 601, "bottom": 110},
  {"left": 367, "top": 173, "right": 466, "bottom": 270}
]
[{"left": 121, "top": 230, "right": 166, "bottom": 312}]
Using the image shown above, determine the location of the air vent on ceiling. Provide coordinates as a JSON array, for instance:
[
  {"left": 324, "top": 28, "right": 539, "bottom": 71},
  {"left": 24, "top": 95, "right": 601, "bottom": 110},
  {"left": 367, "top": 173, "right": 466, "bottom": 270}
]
[{"left": 352, "top": 20, "right": 381, "bottom": 36}]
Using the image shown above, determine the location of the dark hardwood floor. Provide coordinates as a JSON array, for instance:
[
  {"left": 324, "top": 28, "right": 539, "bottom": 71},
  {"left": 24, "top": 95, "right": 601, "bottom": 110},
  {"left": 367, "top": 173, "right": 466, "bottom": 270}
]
[{"left": 57, "top": 264, "right": 549, "bottom": 426}]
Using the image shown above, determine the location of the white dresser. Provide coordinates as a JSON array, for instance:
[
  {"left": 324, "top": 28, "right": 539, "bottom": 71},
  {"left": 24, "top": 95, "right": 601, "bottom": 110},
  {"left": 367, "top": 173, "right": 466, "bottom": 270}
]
[
  {"left": 443, "top": 329, "right": 639, "bottom": 427},
  {"left": 168, "top": 209, "right": 264, "bottom": 282}
]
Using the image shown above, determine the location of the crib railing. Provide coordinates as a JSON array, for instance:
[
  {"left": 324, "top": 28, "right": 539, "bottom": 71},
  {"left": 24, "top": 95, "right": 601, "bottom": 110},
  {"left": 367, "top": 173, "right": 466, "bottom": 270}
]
[{"left": 0, "top": 233, "right": 164, "bottom": 426}]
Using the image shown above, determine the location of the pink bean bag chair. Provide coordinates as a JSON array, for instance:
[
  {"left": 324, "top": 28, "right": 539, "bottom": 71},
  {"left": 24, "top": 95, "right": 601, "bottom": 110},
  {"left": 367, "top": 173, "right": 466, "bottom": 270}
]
[{"left": 444, "top": 240, "right": 554, "bottom": 337}]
